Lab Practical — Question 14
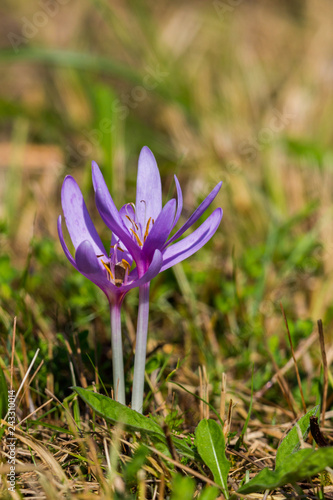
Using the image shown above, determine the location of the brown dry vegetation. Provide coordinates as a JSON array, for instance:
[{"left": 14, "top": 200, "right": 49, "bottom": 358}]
[{"left": 1, "top": 0, "right": 333, "bottom": 498}]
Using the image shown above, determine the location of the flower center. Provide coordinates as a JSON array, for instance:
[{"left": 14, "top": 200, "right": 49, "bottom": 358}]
[
  {"left": 97, "top": 242, "right": 131, "bottom": 287},
  {"left": 101, "top": 258, "right": 131, "bottom": 287},
  {"left": 125, "top": 214, "right": 154, "bottom": 247}
]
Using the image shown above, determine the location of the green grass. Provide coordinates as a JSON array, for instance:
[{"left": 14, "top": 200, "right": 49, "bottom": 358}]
[{"left": 1, "top": 0, "right": 333, "bottom": 498}]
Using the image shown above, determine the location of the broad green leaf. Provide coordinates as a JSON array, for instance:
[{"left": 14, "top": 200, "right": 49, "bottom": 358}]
[
  {"left": 170, "top": 474, "right": 195, "bottom": 500},
  {"left": 195, "top": 419, "right": 230, "bottom": 496},
  {"left": 73, "top": 387, "right": 164, "bottom": 437},
  {"left": 275, "top": 405, "right": 319, "bottom": 469},
  {"left": 238, "top": 447, "right": 333, "bottom": 495},
  {"left": 73, "top": 387, "right": 196, "bottom": 459}
]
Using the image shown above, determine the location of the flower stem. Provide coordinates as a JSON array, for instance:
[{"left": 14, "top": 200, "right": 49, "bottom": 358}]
[
  {"left": 110, "top": 302, "right": 126, "bottom": 405},
  {"left": 131, "top": 282, "right": 150, "bottom": 413}
]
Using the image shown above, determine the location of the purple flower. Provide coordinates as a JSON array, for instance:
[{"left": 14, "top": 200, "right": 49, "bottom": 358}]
[
  {"left": 92, "top": 146, "right": 222, "bottom": 413},
  {"left": 93, "top": 146, "right": 223, "bottom": 277},
  {"left": 58, "top": 175, "right": 163, "bottom": 406},
  {"left": 58, "top": 146, "right": 223, "bottom": 412},
  {"left": 57, "top": 175, "right": 163, "bottom": 305}
]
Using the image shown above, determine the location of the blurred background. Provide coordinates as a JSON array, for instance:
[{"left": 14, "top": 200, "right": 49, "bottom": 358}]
[{"left": 1, "top": 0, "right": 333, "bottom": 411}]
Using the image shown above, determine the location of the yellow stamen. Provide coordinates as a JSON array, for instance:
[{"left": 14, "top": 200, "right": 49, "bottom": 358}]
[
  {"left": 130, "top": 228, "right": 143, "bottom": 246},
  {"left": 144, "top": 217, "right": 152, "bottom": 241},
  {"left": 121, "top": 259, "right": 131, "bottom": 270},
  {"left": 125, "top": 215, "right": 139, "bottom": 231},
  {"left": 110, "top": 245, "right": 124, "bottom": 252},
  {"left": 101, "top": 260, "right": 114, "bottom": 279}
]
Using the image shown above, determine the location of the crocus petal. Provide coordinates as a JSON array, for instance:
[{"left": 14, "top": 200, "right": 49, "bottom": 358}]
[
  {"left": 95, "top": 187, "right": 141, "bottom": 262},
  {"left": 75, "top": 240, "right": 103, "bottom": 274},
  {"left": 135, "top": 146, "right": 162, "bottom": 229},
  {"left": 171, "top": 175, "right": 183, "bottom": 230},
  {"left": 91, "top": 160, "right": 109, "bottom": 194},
  {"left": 57, "top": 215, "right": 79, "bottom": 270},
  {"left": 160, "top": 208, "right": 223, "bottom": 271},
  {"left": 75, "top": 240, "right": 120, "bottom": 295},
  {"left": 110, "top": 204, "right": 135, "bottom": 266},
  {"left": 121, "top": 249, "right": 163, "bottom": 291},
  {"left": 92, "top": 162, "right": 128, "bottom": 235},
  {"left": 61, "top": 175, "right": 106, "bottom": 255},
  {"left": 92, "top": 161, "right": 141, "bottom": 263},
  {"left": 143, "top": 199, "right": 176, "bottom": 260},
  {"left": 119, "top": 203, "right": 136, "bottom": 232},
  {"left": 164, "top": 181, "right": 223, "bottom": 249}
]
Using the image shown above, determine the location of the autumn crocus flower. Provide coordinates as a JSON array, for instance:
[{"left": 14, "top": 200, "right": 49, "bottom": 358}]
[
  {"left": 57, "top": 176, "right": 163, "bottom": 405},
  {"left": 93, "top": 147, "right": 223, "bottom": 412}
]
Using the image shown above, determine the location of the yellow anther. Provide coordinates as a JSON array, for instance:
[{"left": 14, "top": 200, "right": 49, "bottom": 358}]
[
  {"left": 144, "top": 217, "right": 152, "bottom": 241},
  {"left": 101, "top": 260, "right": 114, "bottom": 279},
  {"left": 130, "top": 228, "right": 143, "bottom": 247},
  {"left": 121, "top": 259, "right": 131, "bottom": 270},
  {"left": 110, "top": 244, "right": 124, "bottom": 252},
  {"left": 125, "top": 215, "right": 139, "bottom": 231}
]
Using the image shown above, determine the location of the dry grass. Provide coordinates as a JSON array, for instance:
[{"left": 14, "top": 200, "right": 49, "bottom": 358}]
[
  {"left": 1, "top": 319, "right": 333, "bottom": 498},
  {"left": 1, "top": 0, "right": 333, "bottom": 498}
]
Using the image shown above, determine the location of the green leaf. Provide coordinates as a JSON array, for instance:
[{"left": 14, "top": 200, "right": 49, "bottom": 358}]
[
  {"left": 170, "top": 474, "right": 195, "bottom": 500},
  {"left": 73, "top": 387, "right": 197, "bottom": 459},
  {"left": 275, "top": 405, "right": 319, "bottom": 469},
  {"left": 238, "top": 447, "right": 333, "bottom": 495},
  {"left": 197, "top": 486, "right": 220, "bottom": 500},
  {"left": 73, "top": 387, "right": 164, "bottom": 437},
  {"left": 0, "top": 365, "right": 8, "bottom": 420},
  {"left": 172, "top": 435, "right": 197, "bottom": 460},
  {"left": 195, "top": 419, "right": 230, "bottom": 496},
  {"left": 123, "top": 444, "right": 149, "bottom": 486},
  {"left": 0, "top": 48, "right": 141, "bottom": 84},
  {"left": 28, "top": 421, "right": 74, "bottom": 435}
]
